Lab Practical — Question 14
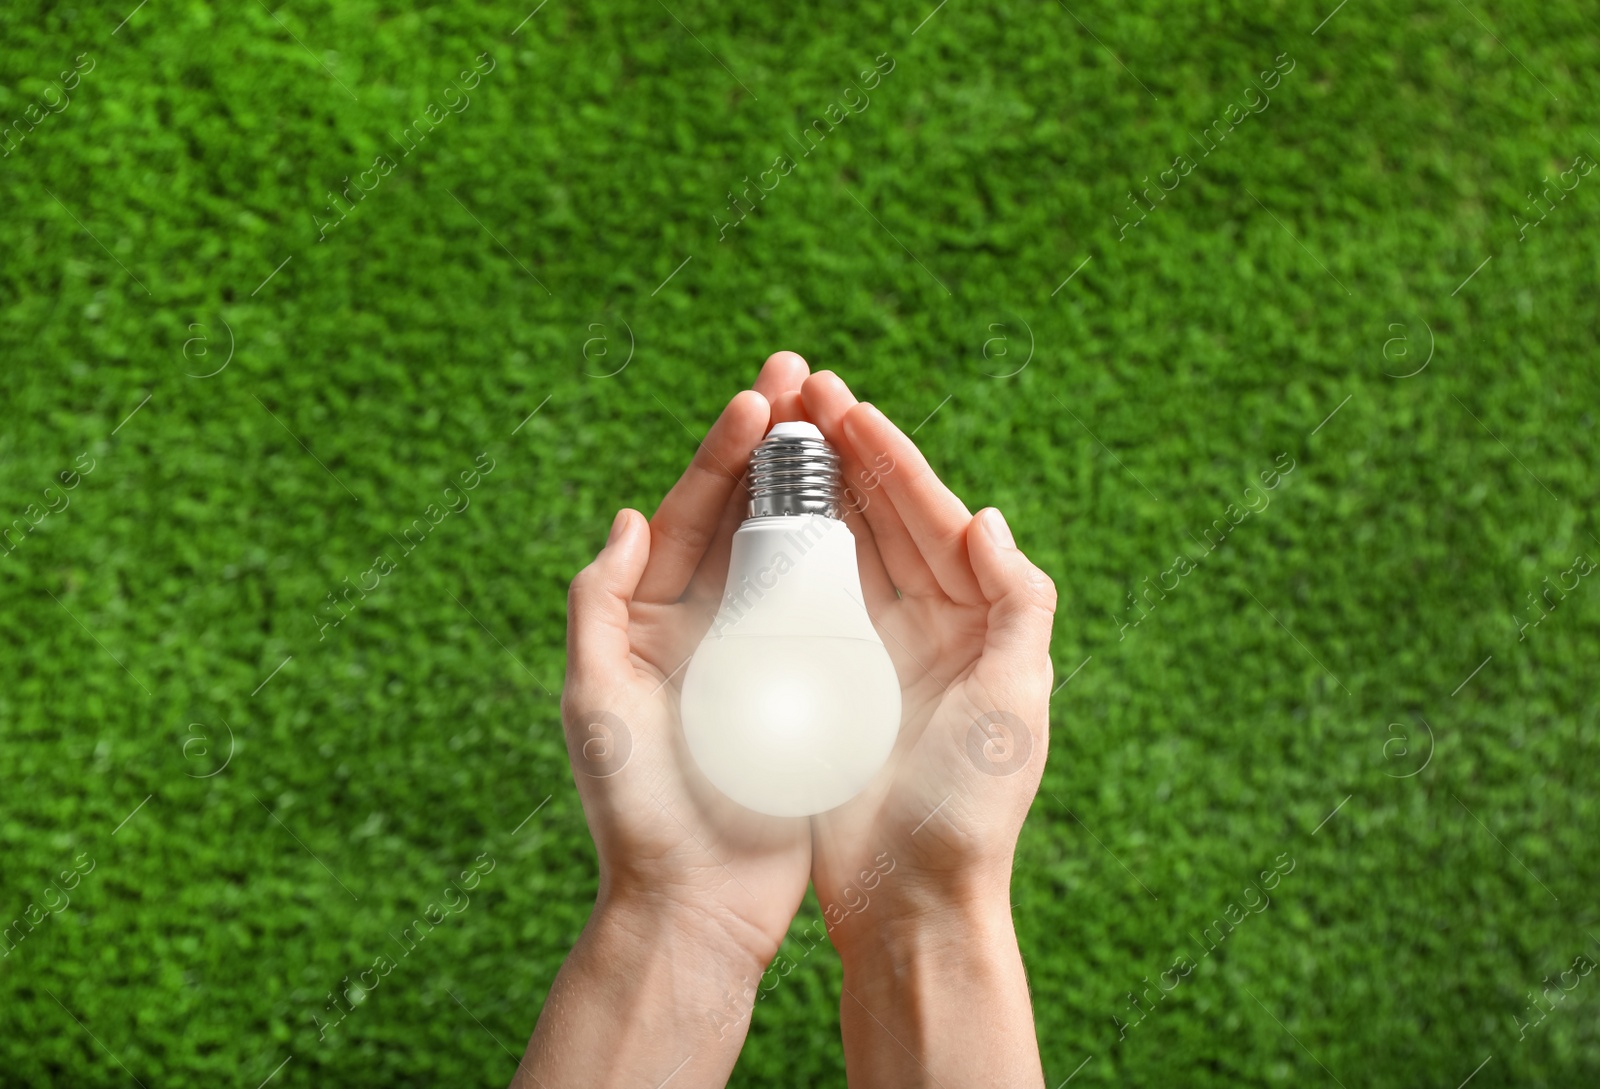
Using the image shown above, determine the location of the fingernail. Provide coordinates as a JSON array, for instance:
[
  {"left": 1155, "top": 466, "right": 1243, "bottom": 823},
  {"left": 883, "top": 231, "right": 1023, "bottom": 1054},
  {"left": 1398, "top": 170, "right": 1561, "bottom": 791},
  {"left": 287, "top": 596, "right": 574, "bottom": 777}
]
[
  {"left": 607, "top": 510, "right": 628, "bottom": 546},
  {"left": 984, "top": 508, "right": 1015, "bottom": 549}
]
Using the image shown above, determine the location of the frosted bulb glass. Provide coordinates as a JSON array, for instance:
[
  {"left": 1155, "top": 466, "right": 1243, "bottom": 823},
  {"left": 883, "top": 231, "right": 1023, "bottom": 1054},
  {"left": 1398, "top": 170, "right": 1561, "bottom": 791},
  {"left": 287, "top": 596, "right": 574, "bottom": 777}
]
[{"left": 680, "top": 423, "right": 901, "bottom": 817}]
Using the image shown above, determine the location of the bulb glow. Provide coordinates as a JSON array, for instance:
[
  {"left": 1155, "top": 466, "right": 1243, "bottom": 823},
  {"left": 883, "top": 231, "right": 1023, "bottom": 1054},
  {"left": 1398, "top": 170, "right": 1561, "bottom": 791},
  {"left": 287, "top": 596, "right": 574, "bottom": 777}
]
[{"left": 680, "top": 424, "right": 901, "bottom": 817}]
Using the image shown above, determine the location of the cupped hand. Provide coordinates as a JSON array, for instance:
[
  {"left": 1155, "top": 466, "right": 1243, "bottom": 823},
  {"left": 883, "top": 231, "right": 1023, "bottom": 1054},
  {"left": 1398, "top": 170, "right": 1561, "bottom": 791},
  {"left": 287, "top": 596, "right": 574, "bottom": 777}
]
[
  {"left": 800, "top": 370, "right": 1058, "bottom": 944},
  {"left": 560, "top": 353, "right": 816, "bottom": 967}
]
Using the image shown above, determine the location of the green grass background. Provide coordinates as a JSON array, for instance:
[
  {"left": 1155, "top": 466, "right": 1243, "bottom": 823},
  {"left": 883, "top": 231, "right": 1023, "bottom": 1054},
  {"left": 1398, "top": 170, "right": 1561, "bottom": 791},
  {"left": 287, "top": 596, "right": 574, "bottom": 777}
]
[{"left": 2, "top": 0, "right": 1597, "bottom": 1085}]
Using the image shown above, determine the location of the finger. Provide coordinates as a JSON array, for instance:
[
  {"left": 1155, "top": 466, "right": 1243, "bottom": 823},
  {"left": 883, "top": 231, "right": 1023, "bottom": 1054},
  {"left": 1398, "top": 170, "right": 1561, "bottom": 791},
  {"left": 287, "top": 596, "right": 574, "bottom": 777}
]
[
  {"left": 767, "top": 388, "right": 806, "bottom": 425},
  {"left": 683, "top": 466, "right": 754, "bottom": 609},
  {"left": 966, "top": 507, "right": 1057, "bottom": 679},
  {"left": 564, "top": 510, "right": 650, "bottom": 704},
  {"left": 685, "top": 354, "right": 811, "bottom": 603},
  {"left": 760, "top": 382, "right": 884, "bottom": 598},
  {"left": 799, "top": 372, "right": 908, "bottom": 607},
  {"left": 753, "top": 350, "right": 810, "bottom": 402},
  {"left": 836, "top": 481, "right": 897, "bottom": 614},
  {"left": 688, "top": 412, "right": 896, "bottom": 615},
  {"left": 802, "top": 379, "right": 935, "bottom": 600},
  {"left": 844, "top": 401, "right": 986, "bottom": 606},
  {"left": 636, "top": 389, "right": 770, "bottom": 605}
]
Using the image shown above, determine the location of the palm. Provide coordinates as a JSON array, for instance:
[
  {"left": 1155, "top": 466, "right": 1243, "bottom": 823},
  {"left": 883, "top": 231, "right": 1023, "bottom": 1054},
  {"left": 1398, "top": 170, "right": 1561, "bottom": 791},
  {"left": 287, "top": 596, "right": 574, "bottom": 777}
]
[
  {"left": 811, "top": 583, "right": 1030, "bottom": 909},
  {"left": 562, "top": 358, "right": 819, "bottom": 965},
  {"left": 799, "top": 373, "right": 1054, "bottom": 928},
  {"left": 599, "top": 599, "right": 811, "bottom": 947}
]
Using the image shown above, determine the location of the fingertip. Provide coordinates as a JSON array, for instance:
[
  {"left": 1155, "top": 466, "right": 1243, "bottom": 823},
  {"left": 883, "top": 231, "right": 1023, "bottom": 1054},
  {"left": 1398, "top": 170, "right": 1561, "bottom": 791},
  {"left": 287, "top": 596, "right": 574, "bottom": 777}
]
[
  {"left": 979, "top": 507, "right": 1016, "bottom": 550},
  {"left": 767, "top": 389, "right": 807, "bottom": 426},
  {"left": 809, "top": 368, "right": 846, "bottom": 393},
  {"left": 611, "top": 507, "right": 643, "bottom": 542},
  {"left": 966, "top": 510, "right": 1014, "bottom": 572},
  {"left": 756, "top": 351, "right": 810, "bottom": 398},
  {"left": 602, "top": 508, "right": 647, "bottom": 565},
  {"left": 602, "top": 508, "right": 652, "bottom": 589},
  {"left": 969, "top": 511, "right": 1057, "bottom": 614},
  {"left": 965, "top": 509, "right": 1018, "bottom": 593},
  {"left": 800, "top": 371, "right": 842, "bottom": 429},
  {"left": 577, "top": 509, "right": 642, "bottom": 600},
  {"left": 729, "top": 386, "right": 770, "bottom": 414},
  {"left": 606, "top": 508, "right": 629, "bottom": 547},
  {"left": 724, "top": 388, "right": 772, "bottom": 440}
]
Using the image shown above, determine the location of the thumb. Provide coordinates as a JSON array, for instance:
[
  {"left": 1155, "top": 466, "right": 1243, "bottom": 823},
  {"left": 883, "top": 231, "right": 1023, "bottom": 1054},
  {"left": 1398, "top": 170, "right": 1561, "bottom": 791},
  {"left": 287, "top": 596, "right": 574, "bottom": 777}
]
[
  {"left": 965, "top": 508, "right": 1058, "bottom": 681},
  {"left": 564, "top": 509, "right": 649, "bottom": 702}
]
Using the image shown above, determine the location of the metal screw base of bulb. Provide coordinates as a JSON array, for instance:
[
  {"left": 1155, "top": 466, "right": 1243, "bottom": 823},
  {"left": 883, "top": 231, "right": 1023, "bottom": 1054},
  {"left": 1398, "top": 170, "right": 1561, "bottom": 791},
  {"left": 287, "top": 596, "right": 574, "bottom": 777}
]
[{"left": 747, "top": 427, "right": 842, "bottom": 520}]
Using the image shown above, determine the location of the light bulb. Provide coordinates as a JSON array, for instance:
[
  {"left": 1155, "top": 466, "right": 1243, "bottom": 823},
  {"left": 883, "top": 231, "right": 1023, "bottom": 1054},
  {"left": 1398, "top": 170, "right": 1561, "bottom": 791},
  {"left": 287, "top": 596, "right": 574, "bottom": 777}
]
[{"left": 680, "top": 421, "right": 901, "bottom": 817}]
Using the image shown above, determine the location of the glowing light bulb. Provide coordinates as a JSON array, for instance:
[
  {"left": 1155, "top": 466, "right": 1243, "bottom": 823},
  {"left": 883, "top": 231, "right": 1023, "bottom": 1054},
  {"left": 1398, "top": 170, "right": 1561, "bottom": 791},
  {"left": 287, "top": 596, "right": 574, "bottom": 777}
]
[{"left": 680, "top": 422, "right": 901, "bottom": 817}]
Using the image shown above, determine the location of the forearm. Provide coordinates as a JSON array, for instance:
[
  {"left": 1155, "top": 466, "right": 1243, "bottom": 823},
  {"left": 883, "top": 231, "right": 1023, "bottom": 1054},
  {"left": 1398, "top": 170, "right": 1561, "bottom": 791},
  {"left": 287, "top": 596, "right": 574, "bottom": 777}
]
[
  {"left": 513, "top": 893, "right": 765, "bottom": 1089},
  {"left": 835, "top": 886, "right": 1044, "bottom": 1088}
]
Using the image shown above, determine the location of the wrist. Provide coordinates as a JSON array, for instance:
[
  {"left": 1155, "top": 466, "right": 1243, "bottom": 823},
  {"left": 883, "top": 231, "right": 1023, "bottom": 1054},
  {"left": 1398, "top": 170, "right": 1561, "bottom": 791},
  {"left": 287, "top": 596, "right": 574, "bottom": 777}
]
[
  {"left": 842, "top": 886, "right": 1016, "bottom": 971},
  {"left": 833, "top": 882, "right": 1042, "bottom": 1087},
  {"left": 590, "top": 884, "right": 770, "bottom": 988},
  {"left": 828, "top": 861, "right": 1015, "bottom": 968},
  {"left": 519, "top": 884, "right": 771, "bottom": 1084}
]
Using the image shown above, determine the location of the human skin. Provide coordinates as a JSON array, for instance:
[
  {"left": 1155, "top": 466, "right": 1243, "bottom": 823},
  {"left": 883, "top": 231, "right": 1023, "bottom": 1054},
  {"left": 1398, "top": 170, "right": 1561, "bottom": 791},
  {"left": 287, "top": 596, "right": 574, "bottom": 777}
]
[
  {"left": 802, "top": 369, "right": 1055, "bottom": 1088},
  {"left": 512, "top": 353, "right": 816, "bottom": 1088},
  {"left": 518, "top": 357, "right": 1054, "bottom": 1087}
]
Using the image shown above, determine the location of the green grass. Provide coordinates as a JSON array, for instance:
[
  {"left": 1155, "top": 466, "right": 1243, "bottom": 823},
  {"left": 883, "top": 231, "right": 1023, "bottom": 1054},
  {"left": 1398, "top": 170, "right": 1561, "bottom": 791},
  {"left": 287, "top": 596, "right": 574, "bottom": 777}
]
[{"left": 2, "top": 1, "right": 1598, "bottom": 1085}]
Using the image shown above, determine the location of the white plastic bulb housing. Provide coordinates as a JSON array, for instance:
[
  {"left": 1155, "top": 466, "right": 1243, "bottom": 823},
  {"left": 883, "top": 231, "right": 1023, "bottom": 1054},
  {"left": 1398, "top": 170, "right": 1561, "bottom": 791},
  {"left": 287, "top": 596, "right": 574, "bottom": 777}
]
[{"left": 680, "top": 422, "right": 901, "bottom": 817}]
